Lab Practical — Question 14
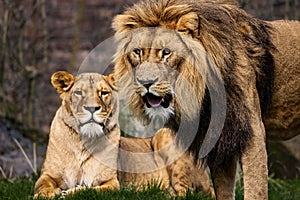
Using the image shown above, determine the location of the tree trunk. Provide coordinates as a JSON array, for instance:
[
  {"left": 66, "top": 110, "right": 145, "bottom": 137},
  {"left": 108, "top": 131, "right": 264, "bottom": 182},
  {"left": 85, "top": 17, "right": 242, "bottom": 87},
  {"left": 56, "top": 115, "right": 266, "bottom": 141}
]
[
  {"left": 69, "top": 0, "right": 84, "bottom": 71},
  {"left": 0, "top": 8, "right": 9, "bottom": 117}
]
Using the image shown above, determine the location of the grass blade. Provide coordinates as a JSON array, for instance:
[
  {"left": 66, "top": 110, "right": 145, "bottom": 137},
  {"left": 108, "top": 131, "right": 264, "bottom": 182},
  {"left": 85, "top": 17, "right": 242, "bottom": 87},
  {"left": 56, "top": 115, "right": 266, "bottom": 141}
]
[
  {"left": 0, "top": 165, "right": 7, "bottom": 179},
  {"left": 13, "top": 138, "right": 37, "bottom": 175}
]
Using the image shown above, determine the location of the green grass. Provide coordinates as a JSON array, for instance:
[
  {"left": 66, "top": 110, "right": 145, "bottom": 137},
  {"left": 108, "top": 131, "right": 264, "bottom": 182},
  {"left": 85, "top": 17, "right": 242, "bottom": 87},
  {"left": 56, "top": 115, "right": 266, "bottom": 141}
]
[
  {"left": 0, "top": 176, "right": 300, "bottom": 199},
  {"left": 0, "top": 178, "right": 35, "bottom": 199}
]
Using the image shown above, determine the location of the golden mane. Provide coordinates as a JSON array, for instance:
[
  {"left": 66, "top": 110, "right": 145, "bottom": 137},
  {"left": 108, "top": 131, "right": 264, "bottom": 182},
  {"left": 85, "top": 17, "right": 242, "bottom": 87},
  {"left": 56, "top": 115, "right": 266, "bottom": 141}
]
[
  {"left": 112, "top": 0, "right": 275, "bottom": 159},
  {"left": 113, "top": 0, "right": 275, "bottom": 116}
]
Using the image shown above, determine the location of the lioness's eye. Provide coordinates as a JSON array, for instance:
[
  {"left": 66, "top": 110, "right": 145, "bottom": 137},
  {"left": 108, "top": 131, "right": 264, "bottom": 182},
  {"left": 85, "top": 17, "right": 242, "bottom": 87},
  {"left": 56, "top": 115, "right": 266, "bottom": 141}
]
[
  {"left": 100, "top": 91, "right": 110, "bottom": 97},
  {"left": 74, "top": 90, "right": 82, "bottom": 96},
  {"left": 133, "top": 48, "right": 142, "bottom": 55},
  {"left": 162, "top": 48, "right": 172, "bottom": 57}
]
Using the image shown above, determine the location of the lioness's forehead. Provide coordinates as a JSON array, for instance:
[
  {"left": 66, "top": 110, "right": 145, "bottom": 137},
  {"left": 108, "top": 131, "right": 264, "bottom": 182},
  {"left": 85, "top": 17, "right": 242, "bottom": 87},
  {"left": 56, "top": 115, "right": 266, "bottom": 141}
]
[
  {"left": 73, "top": 73, "right": 109, "bottom": 89},
  {"left": 75, "top": 73, "right": 101, "bottom": 83}
]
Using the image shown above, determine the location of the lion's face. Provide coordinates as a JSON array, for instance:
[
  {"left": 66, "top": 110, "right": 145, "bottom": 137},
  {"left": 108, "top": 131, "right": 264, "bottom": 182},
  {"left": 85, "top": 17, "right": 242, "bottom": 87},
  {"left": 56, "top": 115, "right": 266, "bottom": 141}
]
[
  {"left": 126, "top": 28, "right": 183, "bottom": 122},
  {"left": 114, "top": 27, "right": 207, "bottom": 124},
  {"left": 51, "top": 71, "right": 118, "bottom": 137}
]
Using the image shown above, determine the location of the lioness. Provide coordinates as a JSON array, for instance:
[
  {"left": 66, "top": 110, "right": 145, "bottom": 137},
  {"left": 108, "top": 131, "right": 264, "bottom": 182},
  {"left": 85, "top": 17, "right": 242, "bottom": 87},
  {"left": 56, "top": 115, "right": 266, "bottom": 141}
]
[{"left": 34, "top": 71, "right": 120, "bottom": 198}]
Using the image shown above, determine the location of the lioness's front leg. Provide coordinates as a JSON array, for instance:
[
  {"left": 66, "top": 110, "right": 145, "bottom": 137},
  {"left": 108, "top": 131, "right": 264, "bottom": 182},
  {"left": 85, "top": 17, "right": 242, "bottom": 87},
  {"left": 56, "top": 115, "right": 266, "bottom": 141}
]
[
  {"left": 34, "top": 174, "right": 62, "bottom": 198},
  {"left": 93, "top": 177, "right": 120, "bottom": 191},
  {"left": 63, "top": 177, "right": 120, "bottom": 196}
]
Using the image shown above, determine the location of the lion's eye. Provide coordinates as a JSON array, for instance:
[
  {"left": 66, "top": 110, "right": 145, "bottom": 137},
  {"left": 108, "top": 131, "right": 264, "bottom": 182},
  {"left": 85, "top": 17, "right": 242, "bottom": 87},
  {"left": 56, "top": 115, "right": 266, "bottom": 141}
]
[
  {"left": 162, "top": 48, "right": 172, "bottom": 57},
  {"left": 74, "top": 90, "right": 82, "bottom": 96},
  {"left": 133, "top": 48, "right": 142, "bottom": 56},
  {"left": 100, "top": 91, "right": 110, "bottom": 97}
]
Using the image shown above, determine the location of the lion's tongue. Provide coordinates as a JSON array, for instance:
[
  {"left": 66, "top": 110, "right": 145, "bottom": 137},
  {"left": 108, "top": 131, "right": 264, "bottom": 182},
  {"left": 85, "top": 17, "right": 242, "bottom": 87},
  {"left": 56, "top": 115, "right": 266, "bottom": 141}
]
[{"left": 146, "top": 94, "right": 162, "bottom": 108}]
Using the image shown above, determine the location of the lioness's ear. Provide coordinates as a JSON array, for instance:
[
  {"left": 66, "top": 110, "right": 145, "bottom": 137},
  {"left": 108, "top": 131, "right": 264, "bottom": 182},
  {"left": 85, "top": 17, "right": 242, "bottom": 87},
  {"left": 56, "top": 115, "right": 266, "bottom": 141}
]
[
  {"left": 51, "top": 71, "right": 75, "bottom": 94},
  {"left": 176, "top": 12, "right": 199, "bottom": 36},
  {"left": 112, "top": 14, "right": 139, "bottom": 34},
  {"left": 103, "top": 73, "right": 116, "bottom": 90}
]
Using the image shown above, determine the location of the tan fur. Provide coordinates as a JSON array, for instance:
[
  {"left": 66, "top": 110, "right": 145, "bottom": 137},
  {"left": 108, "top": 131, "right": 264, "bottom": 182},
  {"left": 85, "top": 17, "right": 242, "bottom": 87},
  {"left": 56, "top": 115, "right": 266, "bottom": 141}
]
[
  {"left": 265, "top": 20, "right": 300, "bottom": 140},
  {"left": 112, "top": 0, "right": 299, "bottom": 199},
  {"left": 118, "top": 129, "right": 215, "bottom": 197},
  {"left": 34, "top": 72, "right": 120, "bottom": 198}
]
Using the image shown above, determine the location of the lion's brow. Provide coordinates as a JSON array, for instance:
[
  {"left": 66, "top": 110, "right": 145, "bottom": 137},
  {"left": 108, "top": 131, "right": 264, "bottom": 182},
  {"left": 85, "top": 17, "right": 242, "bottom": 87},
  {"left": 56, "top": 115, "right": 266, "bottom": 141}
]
[{"left": 88, "top": 76, "right": 95, "bottom": 88}]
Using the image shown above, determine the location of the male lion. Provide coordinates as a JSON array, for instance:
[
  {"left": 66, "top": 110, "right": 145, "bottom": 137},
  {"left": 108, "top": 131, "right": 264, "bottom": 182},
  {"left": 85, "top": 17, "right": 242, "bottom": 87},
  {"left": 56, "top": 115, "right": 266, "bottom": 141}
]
[
  {"left": 112, "top": 0, "right": 300, "bottom": 199},
  {"left": 264, "top": 20, "right": 300, "bottom": 141},
  {"left": 34, "top": 71, "right": 120, "bottom": 198}
]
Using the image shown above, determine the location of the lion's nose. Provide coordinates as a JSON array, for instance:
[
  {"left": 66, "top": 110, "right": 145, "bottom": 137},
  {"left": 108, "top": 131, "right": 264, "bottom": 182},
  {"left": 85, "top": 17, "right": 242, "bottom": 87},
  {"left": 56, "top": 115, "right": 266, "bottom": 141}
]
[
  {"left": 84, "top": 106, "right": 100, "bottom": 113},
  {"left": 137, "top": 77, "right": 158, "bottom": 90}
]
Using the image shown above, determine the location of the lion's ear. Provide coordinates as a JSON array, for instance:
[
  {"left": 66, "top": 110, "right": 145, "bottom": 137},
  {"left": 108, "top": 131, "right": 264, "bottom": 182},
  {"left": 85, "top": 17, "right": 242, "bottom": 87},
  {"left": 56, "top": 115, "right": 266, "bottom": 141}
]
[
  {"left": 51, "top": 71, "right": 75, "bottom": 94},
  {"left": 103, "top": 73, "right": 117, "bottom": 90},
  {"left": 112, "top": 14, "right": 139, "bottom": 33},
  {"left": 176, "top": 12, "right": 199, "bottom": 36}
]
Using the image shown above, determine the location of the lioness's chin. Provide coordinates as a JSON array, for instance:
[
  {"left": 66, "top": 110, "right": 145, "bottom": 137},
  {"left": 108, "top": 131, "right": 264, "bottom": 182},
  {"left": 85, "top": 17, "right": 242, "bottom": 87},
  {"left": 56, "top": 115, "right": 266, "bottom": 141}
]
[{"left": 79, "top": 123, "right": 104, "bottom": 137}]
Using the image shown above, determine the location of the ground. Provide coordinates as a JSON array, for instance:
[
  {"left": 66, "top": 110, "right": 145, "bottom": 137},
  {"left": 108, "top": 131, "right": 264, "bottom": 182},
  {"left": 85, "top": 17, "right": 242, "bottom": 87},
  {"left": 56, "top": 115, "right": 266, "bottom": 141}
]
[{"left": 0, "top": 174, "right": 300, "bottom": 200}]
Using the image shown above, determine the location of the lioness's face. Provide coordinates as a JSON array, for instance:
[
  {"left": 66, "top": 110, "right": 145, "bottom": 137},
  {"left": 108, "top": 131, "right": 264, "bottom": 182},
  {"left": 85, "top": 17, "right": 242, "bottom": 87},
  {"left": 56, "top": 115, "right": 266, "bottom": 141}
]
[
  {"left": 70, "top": 74, "right": 116, "bottom": 137},
  {"left": 116, "top": 28, "right": 200, "bottom": 123},
  {"left": 51, "top": 71, "right": 118, "bottom": 137}
]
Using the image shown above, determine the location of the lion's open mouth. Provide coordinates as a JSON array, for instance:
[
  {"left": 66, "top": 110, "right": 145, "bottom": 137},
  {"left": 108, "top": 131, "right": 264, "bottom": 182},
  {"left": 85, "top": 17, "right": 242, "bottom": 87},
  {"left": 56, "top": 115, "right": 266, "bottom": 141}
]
[{"left": 143, "top": 93, "right": 172, "bottom": 108}]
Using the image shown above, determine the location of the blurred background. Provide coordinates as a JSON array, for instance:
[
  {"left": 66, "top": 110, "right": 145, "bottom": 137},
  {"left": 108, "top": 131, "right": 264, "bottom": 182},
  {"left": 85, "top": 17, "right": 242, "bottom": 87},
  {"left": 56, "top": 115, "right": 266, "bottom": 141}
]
[{"left": 0, "top": 0, "right": 299, "bottom": 178}]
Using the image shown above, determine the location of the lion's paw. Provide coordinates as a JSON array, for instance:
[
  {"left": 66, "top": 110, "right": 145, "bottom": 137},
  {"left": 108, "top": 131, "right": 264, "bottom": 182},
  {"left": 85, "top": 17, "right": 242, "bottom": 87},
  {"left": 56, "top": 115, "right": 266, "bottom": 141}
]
[{"left": 61, "top": 185, "right": 87, "bottom": 197}]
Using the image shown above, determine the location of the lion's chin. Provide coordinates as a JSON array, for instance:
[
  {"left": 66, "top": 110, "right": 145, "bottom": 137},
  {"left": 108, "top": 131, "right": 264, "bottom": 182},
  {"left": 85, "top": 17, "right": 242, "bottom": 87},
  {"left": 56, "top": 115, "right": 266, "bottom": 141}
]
[
  {"left": 79, "top": 123, "right": 104, "bottom": 138},
  {"left": 145, "top": 105, "right": 174, "bottom": 123}
]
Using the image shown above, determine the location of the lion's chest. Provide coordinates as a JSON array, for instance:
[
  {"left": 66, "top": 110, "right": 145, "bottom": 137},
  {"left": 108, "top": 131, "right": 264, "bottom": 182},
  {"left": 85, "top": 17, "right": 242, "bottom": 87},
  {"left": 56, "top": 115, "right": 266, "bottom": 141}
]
[
  {"left": 63, "top": 144, "right": 100, "bottom": 188},
  {"left": 63, "top": 140, "right": 117, "bottom": 189}
]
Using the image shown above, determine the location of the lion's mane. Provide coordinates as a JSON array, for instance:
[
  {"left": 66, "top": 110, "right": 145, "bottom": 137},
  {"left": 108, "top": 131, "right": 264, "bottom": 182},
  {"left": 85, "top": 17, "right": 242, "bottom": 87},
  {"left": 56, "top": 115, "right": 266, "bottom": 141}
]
[{"left": 112, "top": 0, "right": 275, "bottom": 165}]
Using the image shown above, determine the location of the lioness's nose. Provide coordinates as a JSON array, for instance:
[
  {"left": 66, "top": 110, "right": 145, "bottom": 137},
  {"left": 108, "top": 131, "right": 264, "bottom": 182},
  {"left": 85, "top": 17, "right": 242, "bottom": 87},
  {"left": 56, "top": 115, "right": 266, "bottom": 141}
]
[{"left": 84, "top": 106, "right": 100, "bottom": 113}]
